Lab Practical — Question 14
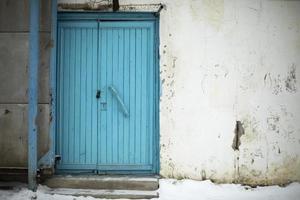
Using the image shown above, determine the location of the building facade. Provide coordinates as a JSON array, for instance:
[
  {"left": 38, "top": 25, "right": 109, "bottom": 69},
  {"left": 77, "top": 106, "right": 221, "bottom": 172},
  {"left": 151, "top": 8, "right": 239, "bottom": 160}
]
[{"left": 0, "top": 0, "right": 300, "bottom": 187}]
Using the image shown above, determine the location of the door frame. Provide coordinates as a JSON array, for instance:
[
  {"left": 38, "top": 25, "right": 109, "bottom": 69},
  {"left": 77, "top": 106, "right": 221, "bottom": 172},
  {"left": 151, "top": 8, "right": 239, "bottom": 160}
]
[{"left": 52, "top": 12, "right": 160, "bottom": 174}]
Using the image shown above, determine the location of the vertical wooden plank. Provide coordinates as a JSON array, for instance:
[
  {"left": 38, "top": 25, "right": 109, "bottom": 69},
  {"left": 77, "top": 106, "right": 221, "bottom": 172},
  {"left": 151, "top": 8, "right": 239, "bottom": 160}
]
[
  {"left": 74, "top": 28, "right": 81, "bottom": 164},
  {"left": 112, "top": 28, "right": 119, "bottom": 164},
  {"left": 80, "top": 28, "right": 87, "bottom": 164},
  {"left": 91, "top": 27, "right": 98, "bottom": 165},
  {"left": 99, "top": 28, "right": 107, "bottom": 164},
  {"left": 129, "top": 28, "right": 136, "bottom": 164},
  {"left": 63, "top": 28, "right": 71, "bottom": 164},
  {"left": 69, "top": 29, "right": 76, "bottom": 164},
  {"left": 140, "top": 28, "right": 148, "bottom": 164},
  {"left": 148, "top": 25, "right": 155, "bottom": 167},
  {"left": 135, "top": 28, "right": 142, "bottom": 164},
  {"left": 123, "top": 28, "right": 130, "bottom": 164},
  {"left": 106, "top": 28, "right": 113, "bottom": 164},
  {"left": 118, "top": 29, "right": 125, "bottom": 164},
  {"left": 84, "top": 27, "right": 93, "bottom": 164}
]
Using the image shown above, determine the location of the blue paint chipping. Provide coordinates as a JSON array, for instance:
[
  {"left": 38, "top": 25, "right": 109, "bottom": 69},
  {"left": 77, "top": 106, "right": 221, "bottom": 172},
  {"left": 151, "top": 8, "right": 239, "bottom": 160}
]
[{"left": 28, "top": 0, "right": 40, "bottom": 191}]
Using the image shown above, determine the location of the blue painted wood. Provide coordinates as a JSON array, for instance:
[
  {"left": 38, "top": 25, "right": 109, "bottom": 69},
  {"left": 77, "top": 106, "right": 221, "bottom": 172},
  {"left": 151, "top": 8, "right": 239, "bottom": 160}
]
[
  {"left": 97, "top": 21, "right": 156, "bottom": 172},
  {"left": 108, "top": 85, "right": 129, "bottom": 117},
  {"left": 56, "top": 19, "right": 158, "bottom": 174},
  {"left": 154, "top": 17, "right": 160, "bottom": 172},
  {"left": 56, "top": 21, "right": 99, "bottom": 170},
  {"left": 28, "top": 0, "right": 40, "bottom": 191}
]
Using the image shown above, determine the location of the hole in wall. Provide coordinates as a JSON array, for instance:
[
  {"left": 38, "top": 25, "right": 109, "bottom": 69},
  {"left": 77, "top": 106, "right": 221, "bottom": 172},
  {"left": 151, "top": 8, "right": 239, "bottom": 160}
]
[{"left": 232, "top": 121, "right": 245, "bottom": 151}]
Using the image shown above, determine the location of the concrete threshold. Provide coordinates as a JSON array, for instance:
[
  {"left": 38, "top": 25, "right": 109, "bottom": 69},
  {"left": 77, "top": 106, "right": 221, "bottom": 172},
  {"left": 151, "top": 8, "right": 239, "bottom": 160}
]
[
  {"left": 46, "top": 188, "right": 159, "bottom": 199},
  {"left": 44, "top": 175, "right": 159, "bottom": 191}
]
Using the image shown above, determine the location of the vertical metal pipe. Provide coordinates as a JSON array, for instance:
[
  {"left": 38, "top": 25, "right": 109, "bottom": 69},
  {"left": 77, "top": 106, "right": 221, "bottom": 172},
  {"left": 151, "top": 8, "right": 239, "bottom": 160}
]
[{"left": 28, "top": 0, "right": 40, "bottom": 191}]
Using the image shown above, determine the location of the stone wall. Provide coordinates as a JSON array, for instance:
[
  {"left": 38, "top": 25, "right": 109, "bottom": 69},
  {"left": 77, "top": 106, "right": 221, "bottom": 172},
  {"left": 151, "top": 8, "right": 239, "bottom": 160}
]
[{"left": 0, "top": 0, "right": 52, "bottom": 168}]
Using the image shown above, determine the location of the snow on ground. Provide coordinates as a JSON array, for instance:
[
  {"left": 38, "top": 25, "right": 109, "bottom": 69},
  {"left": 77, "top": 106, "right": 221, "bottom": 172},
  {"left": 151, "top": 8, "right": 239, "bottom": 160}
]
[
  {"left": 158, "top": 179, "right": 300, "bottom": 200},
  {"left": 0, "top": 179, "right": 300, "bottom": 200}
]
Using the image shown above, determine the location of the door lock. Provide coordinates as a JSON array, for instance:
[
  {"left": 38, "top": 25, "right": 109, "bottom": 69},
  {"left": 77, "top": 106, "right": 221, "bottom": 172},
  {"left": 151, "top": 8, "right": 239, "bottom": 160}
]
[{"left": 96, "top": 90, "right": 101, "bottom": 99}]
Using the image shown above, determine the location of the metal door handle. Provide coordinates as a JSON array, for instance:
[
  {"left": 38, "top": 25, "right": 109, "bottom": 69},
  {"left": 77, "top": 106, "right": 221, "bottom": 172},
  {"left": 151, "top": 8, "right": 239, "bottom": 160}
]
[{"left": 108, "top": 85, "right": 129, "bottom": 117}]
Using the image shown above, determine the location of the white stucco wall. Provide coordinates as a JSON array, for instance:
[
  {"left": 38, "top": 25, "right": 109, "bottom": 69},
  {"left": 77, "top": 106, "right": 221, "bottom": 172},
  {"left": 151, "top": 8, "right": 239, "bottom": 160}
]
[{"left": 58, "top": 0, "right": 300, "bottom": 185}]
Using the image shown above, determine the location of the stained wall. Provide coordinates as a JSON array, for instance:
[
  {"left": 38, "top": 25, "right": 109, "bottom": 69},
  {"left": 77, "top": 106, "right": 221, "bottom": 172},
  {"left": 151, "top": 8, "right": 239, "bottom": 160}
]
[{"left": 1, "top": 0, "right": 299, "bottom": 185}]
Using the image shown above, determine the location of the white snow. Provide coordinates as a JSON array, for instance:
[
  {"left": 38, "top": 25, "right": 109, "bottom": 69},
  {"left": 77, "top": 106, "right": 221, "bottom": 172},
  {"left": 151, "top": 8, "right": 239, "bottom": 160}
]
[
  {"left": 0, "top": 179, "right": 300, "bottom": 200},
  {"left": 158, "top": 179, "right": 300, "bottom": 200}
]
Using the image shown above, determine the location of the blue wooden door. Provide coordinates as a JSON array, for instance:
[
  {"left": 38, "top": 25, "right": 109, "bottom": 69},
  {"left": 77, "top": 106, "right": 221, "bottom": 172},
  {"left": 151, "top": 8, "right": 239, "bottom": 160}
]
[
  {"left": 97, "top": 22, "right": 156, "bottom": 172},
  {"left": 56, "top": 21, "right": 99, "bottom": 171},
  {"left": 56, "top": 20, "right": 157, "bottom": 174}
]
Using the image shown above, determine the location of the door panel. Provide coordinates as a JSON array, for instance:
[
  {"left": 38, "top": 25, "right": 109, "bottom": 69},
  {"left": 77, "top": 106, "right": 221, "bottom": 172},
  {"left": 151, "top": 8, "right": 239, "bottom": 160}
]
[
  {"left": 56, "top": 22, "right": 99, "bottom": 170},
  {"left": 56, "top": 20, "right": 157, "bottom": 173},
  {"left": 98, "top": 22, "right": 155, "bottom": 171}
]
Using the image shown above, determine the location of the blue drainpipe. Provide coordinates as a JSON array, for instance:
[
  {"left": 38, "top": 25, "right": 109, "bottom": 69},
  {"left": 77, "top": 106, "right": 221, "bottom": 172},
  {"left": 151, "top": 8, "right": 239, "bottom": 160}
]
[{"left": 28, "top": 0, "right": 40, "bottom": 191}]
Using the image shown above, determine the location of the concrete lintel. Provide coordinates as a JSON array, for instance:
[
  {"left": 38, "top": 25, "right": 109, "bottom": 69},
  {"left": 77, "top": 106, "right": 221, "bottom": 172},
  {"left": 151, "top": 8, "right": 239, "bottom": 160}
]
[{"left": 58, "top": 3, "right": 164, "bottom": 12}]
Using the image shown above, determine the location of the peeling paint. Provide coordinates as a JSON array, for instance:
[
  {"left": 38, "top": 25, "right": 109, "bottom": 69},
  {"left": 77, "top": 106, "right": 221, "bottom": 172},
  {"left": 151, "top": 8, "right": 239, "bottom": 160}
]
[
  {"left": 285, "top": 64, "right": 297, "bottom": 93},
  {"left": 272, "top": 75, "right": 283, "bottom": 95},
  {"left": 267, "top": 115, "right": 280, "bottom": 132},
  {"left": 264, "top": 64, "right": 298, "bottom": 95}
]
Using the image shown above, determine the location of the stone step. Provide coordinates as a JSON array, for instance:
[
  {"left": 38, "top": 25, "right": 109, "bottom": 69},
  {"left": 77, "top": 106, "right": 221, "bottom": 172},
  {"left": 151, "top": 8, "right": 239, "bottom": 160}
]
[
  {"left": 44, "top": 175, "right": 159, "bottom": 191},
  {"left": 46, "top": 188, "right": 159, "bottom": 199}
]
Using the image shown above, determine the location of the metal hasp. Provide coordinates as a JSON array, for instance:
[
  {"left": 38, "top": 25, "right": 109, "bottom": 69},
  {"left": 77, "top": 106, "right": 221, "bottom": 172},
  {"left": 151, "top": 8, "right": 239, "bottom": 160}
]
[
  {"left": 108, "top": 85, "right": 129, "bottom": 117},
  {"left": 28, "top": 0, "right": 40, "bottom": 191}
]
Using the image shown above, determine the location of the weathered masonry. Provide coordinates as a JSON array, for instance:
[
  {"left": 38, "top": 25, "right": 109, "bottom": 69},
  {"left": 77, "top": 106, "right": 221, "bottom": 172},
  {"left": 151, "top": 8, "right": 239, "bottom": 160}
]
[
  {"left": 0, "top": 0, "right": 300, "bottom": 190},
  {"left": 0, "top": 1, "right": 52, "bottom": 182}
]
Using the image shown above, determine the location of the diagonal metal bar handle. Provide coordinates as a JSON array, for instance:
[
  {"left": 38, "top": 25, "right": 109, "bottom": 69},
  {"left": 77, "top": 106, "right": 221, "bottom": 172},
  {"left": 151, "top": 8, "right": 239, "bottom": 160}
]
[{"left": 108, "top": 85, "right": 129, "bottom": 117}]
